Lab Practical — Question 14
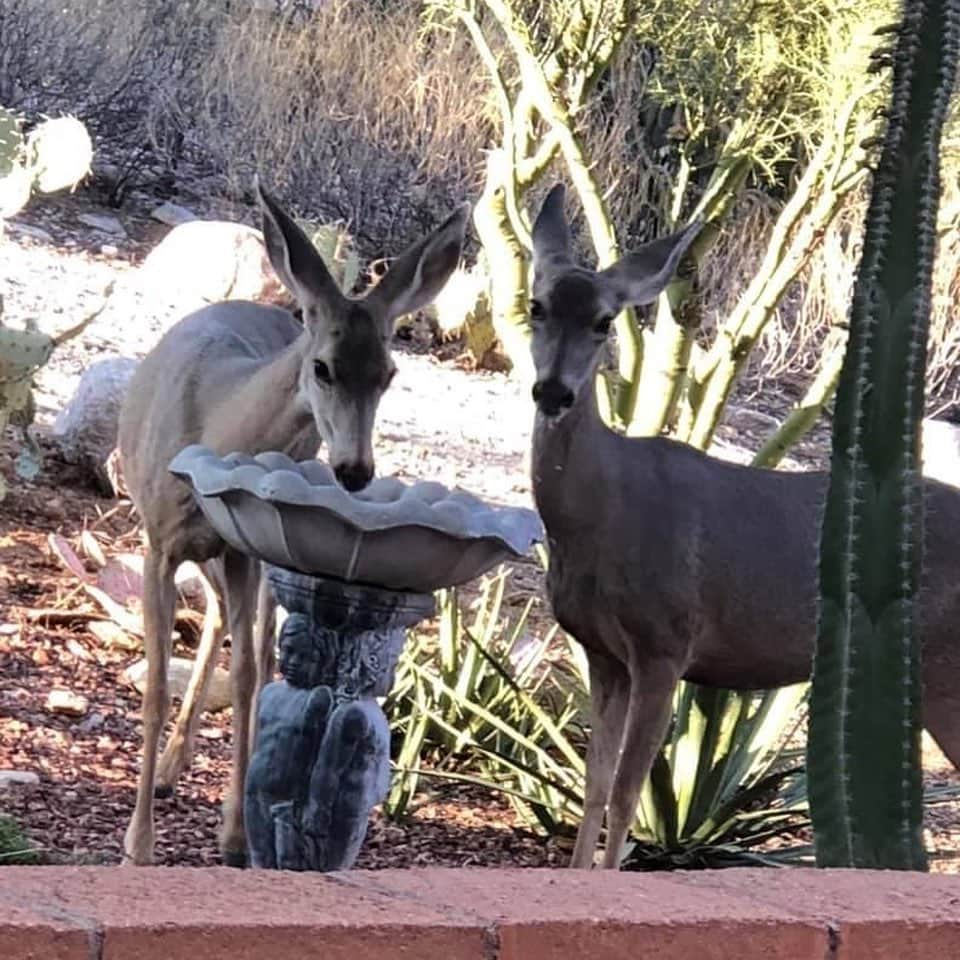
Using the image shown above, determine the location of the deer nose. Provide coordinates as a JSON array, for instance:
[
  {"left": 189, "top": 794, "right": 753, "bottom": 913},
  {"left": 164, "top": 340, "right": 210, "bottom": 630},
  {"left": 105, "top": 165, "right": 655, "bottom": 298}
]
[
  {"left": 533, "top": 379, "right": 575, "bottom": 417},
  {"left": 335, "top": 462, "right": 373, "bottom": 492}
]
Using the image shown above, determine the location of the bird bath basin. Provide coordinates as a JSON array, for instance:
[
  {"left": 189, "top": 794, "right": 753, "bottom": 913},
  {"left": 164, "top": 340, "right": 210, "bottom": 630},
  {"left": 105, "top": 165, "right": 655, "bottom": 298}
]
[{"left": 168, "top": 444, "right": 543, "bottom": 872}]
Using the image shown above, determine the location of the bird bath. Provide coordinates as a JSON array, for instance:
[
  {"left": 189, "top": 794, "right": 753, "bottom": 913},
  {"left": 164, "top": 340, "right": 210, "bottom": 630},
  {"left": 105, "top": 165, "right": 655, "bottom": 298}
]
[{"left": 168, "top": 444, "right": 543, "bottom": 871}]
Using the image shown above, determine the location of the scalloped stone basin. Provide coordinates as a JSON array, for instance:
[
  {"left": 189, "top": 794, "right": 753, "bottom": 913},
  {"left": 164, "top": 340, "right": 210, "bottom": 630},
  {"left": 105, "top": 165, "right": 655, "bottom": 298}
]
[{"left": 168, "top": 444, "right": 544, "bottom": 592}]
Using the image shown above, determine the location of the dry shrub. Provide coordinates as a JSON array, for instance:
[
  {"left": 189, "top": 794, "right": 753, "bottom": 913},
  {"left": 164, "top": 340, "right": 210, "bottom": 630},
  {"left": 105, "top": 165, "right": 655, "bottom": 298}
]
[{"left": 194, "top": 0, "right": 497, "bottom": 251}]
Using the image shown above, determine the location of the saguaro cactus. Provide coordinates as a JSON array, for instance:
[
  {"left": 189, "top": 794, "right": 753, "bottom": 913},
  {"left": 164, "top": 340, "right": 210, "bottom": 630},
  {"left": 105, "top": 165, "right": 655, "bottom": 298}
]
[{"left": 808, "top": 0, "right": 960, "bottom": 869}]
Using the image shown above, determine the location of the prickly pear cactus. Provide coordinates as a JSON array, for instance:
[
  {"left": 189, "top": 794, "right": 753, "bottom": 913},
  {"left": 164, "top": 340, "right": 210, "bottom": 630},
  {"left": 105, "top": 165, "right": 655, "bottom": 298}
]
[
  {"left": 0, "top": 106, "right": 24, "bottom": 177},
  {"left": 26, "top": 116, "right": 93, "bottom": 194},
  {"left": 0, "top": 326, "right": 56, "bottom": 499},
  {"left": 0, "top": 108, "right": 92, "bottom": 222},
  {"left": 808, "top": 0, "right": 960, "bottom": 869}
]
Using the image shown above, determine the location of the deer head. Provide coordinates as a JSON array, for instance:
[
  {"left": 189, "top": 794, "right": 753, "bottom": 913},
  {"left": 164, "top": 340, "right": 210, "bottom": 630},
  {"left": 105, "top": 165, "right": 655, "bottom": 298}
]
[
  {"left": 529, "top": 183, "right": 701, "bottom": 420},
  {"left": 256, "top": 181, "right": 469, "bottom": 489}
]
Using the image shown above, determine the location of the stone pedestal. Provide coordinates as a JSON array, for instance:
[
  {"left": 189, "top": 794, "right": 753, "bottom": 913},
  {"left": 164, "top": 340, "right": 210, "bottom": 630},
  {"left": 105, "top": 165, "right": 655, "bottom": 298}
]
[{"left": 244, "top": 565, "right": 435, "bottom": 871}]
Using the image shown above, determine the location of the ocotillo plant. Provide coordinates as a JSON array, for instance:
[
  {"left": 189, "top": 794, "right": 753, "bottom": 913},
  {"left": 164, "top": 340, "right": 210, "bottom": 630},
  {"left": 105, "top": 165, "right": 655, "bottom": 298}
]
[{"left": 808, "top": 0, "right": 960, "bottom": 869}]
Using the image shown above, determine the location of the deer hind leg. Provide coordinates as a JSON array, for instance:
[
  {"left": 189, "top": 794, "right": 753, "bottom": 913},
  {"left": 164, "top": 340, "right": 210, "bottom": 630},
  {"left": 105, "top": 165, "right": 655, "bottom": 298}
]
[
  {"left": 154, "top": 560, "right": 226, "bottom": 797},
  {"left": 570, "top": 650, "right": 630, "bottom": 869},
  {"left": 123, "top": 548, "right": 178, "bottom": 865},
  {"left": 219, "top": 547, "right": 259, "bottom": 867},
  {"left": 600, "top": 657, "right": 680, "bottom": 870}
]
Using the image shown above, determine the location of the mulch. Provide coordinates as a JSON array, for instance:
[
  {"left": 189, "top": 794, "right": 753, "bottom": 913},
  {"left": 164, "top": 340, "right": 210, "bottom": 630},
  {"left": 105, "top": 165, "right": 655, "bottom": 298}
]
[
  {"left": 1, "top": 436, "right": 958, "bottom": 872},
  {"left": 0, "top": 436, "right": 564, "bottom": 869}
]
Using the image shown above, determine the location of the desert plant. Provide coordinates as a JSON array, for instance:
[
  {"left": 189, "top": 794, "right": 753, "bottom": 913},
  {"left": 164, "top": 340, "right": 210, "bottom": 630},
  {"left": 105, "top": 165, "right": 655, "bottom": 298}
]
[
  {"left": 0, "top": 815, "right": 40, "bottom": 865},
  {"left": 0, "top": 106, "right": 92, "bottom": 222},
  {"left": 808, "top": 0, "right": 960, "bottom": 870}
]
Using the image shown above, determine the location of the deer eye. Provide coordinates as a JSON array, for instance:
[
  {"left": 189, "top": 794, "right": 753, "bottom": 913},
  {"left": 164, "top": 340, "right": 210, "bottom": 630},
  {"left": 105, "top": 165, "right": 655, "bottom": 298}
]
[
  {"left": 530, "top": 300, "right": 545, "bottom": 323},
  {"left": 314, "top": 359, "right": 333, "bottom": 383},
  {"left": 594, "top": 315, "right": 614, "bottom": 336}
]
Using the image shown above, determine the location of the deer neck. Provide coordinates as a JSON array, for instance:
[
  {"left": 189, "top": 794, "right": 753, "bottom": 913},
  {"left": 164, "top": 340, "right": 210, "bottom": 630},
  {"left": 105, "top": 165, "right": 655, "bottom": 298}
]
[
  {"left": 202, "top": 333, "right": 318, "bottom": 457},
  {"left": 531, "top": 376, "right": 613, "bottom": 541}
]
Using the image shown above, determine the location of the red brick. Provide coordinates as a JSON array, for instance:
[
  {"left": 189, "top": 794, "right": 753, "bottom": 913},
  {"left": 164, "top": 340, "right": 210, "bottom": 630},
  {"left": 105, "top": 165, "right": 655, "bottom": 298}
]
[
  {"left": 0, "top": 867, "right": 486, "bottom": 960},
  {"left": 340, "top": 868, "right": 827, "bottom": 960},
  {"left": 670, "top": 867, "right": 960, "bottom": 960},
  {"left": 0, "top": 880, "right": 95, "bottom": 960}
]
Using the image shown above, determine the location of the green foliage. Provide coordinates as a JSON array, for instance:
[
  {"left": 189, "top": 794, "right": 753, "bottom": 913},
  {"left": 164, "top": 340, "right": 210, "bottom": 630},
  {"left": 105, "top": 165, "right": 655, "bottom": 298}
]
[
  {"left": 809, "top": 0, "right": 960, "bottom": 870},
  {"left": 385, "top": 570, "right": 813, "bottom": 866},
  {"left": 0, "top": 815, "right": 41, "bottom": 865}
]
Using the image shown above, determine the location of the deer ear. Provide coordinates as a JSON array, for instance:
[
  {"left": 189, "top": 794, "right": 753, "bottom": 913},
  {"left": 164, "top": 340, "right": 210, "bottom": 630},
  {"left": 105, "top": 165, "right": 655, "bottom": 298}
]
[
  {"left": 255, "top": 177, "right": 344, "bottom": 311},
  {"left": 532, "top": 183, "right": 573, "bottom": 280},
  {"left": 365, "top": 203, "right": 470, "bottom": 331},
  {"left": 599, "top": 220, "right": 703, "bottom": 309}
]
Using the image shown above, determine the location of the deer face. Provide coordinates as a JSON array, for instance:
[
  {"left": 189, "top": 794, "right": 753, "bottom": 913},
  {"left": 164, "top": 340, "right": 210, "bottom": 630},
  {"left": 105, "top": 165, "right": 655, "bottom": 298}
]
[
  {"left": 257, "top": 181, "right": 469, "bottom": 491},
  {"left": 529, "top": 183, "right": 702, "bottom": 422}
]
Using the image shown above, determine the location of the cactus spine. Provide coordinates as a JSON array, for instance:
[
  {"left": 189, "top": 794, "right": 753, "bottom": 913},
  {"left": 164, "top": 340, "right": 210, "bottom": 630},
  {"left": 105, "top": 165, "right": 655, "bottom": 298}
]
[{"left": 808, "top": 0, "right": 960, "bottom": 869}]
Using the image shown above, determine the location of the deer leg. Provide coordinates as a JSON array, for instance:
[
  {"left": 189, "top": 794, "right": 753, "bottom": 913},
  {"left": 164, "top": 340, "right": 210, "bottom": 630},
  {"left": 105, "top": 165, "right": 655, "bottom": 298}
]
[
  {"left": 219, "top": 547, "right": 258, "bottom": 867},
  {"left": 123, "top": 548, "right": 178, "bottom": 866},
  {"left": 600, "top": 658, "right": 680, "bottom": 870},
  {"left": 250, "top": 567, "right": 277, "bottom": 750},
  {"left": 155, "top": 562, "right": 226, "bottom": 797},
  {"left": 924, "top": 690, "right": 960, "bottom": 771},
  {"left": 570, "top": 651, "right": 630, "bottom": 869}
]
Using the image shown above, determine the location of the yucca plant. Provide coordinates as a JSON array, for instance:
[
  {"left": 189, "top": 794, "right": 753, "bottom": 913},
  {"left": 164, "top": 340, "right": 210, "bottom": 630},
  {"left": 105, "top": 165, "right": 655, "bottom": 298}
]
[{"left": 809, "top": 0, "right": 960, "bottom": 870}]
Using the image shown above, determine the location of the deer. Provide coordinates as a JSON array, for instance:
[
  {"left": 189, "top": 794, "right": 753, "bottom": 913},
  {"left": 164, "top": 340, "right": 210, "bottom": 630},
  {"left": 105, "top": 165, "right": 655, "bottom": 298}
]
[
  {"left": 527, "top": 182, "right": 960, "bottom": 870},
  {"left": 117, "top": 181, "right": 469, "bottom": 866}
]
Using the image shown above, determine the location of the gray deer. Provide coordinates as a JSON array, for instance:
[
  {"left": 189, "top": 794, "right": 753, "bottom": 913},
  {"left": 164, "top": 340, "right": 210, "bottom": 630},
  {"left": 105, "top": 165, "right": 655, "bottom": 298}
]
[
  {"left": 118, "top": 182, "right": 468, "bottom": 865},
  {"left": 528, "top": 183, "right": 960, "bottom": 869}
]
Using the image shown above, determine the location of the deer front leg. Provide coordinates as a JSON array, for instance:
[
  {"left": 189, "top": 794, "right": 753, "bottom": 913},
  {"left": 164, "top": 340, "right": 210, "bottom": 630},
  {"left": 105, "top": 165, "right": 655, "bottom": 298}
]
[
  {"left": 123, "top": 548, "right": 178, "bottom": 865},
  {"left": 570, "top": 651, "right": 630, "bottom": 869},
  {"left": 600, "top": 657, "right": 680, "bottom": 870},
  {"left": 155, "top": 562, "right": 225, "bottom": 796},
  {"left": 220, "top": 547, "right": 258, "bottom": 867}
]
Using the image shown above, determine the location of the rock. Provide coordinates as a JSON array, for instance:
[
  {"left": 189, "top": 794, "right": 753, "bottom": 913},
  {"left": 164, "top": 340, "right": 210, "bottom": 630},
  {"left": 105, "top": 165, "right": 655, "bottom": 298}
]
[
  {"left": 99, "top": 243, "right": 119, "bottom": 257},
  {"left": 46, "top": 689, "right": 90, "bottom": 717},
  {"left": 52, "top": 356, "right": 139, "bottom": 485},
  {"left": 922, "top": 417, "right": 960, "bottom": 486},
  {"left": 78, "top": 712, "right": 105, "bottom": 733},
  {"left": 724, "top": 405, "right": 781, "bottom": 436},
  {"left": 150, "top": 201, "right": 199, "bottom": 226},
  {"left": 136, "top": 220, "right": 289, "bottom": 319},
  {"left": 5, "top": 221, "right": 55, "bottom": 243},
  {"left": 77, "top": 212, "right": 126, "bottom": 236},
  {"left": 0, "top": 770, "right": 40, "bottom": 789},
  {"left": 123, "top": 656, "right": 233, "bottom": 712},
  {"left": 88, "top": 620, "right": 138, "bottom": 651},
  {"left": 0, "top": 622, "right": 18, "bottom": 636}
]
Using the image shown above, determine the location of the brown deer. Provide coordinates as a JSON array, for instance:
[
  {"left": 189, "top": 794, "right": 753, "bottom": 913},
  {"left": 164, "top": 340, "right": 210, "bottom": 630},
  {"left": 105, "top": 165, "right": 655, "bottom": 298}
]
[
  {"left": 527, "top": 183, "right": 960, "bottom": 869},
  {"left": 118, "top": 181, "right": 468, "bottom": 865}
]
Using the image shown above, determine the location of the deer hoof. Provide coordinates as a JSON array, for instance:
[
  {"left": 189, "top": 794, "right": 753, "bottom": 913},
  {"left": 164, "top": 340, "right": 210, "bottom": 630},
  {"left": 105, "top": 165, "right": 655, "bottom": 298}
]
[
  {"left": 221, "top": 846, "right": 248, "bottom": 869},
  {"left": 153, "top": 782, "right": 175, "bottom": 800}
]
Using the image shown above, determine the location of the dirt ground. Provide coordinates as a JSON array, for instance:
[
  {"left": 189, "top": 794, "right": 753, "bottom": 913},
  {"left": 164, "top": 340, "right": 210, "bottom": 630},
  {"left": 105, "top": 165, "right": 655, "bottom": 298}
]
[{"left": 1, "top": 184, "right": 958, "bottom": 872}]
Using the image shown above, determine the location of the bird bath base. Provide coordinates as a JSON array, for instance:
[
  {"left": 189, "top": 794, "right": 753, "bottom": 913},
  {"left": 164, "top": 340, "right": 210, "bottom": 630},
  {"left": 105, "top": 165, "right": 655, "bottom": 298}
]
[{"left": 244, "top": 564, "right": 435, "bottom": 871}]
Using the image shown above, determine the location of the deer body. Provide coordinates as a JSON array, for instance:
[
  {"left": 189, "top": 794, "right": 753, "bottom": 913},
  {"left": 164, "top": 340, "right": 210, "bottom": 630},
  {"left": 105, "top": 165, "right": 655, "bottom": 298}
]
[
  {"left": 528, "top": 183, "right": 960, "bottom": 870},
  {"left": 119, "top": 183, "right": 467, "bottom": 866}
]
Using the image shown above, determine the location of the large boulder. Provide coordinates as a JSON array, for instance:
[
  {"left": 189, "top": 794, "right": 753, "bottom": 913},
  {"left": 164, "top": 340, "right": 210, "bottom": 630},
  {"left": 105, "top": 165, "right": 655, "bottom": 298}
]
[
  {"left": 136, "top": 220, "right": 290, "bottom": 317},
  {"left": 52, "top": 356, "right": 138, "bottom": 494}
]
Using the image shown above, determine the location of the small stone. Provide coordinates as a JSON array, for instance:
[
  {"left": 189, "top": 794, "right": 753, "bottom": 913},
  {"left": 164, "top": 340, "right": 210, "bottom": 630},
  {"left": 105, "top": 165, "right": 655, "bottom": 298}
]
[
  {"left": 0, "top": 770, "right": 40, "bottom": 789},
  {"left": 150, "top": 201, "right": 198, "bottom": 226},
  {"left": 77, "top": 212, "right": 126, "bottom": 236},
  {"left": 46, "top": 688, "right": 90, "bottom": 717},
  {"left": 123, "top": 656, "right": 232, "bottom": 712},
  {"left": 78, "top": 712, "right": 105, "bottom": 733},
  {"left": 6, "top": 221, "right": 55, "bottom": 243},
  {"left": 0, "top": 622, "right": 18, "bottom": 636},
  {"left": 100, "top": 243, "right": 119, "bottom": 257}
]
